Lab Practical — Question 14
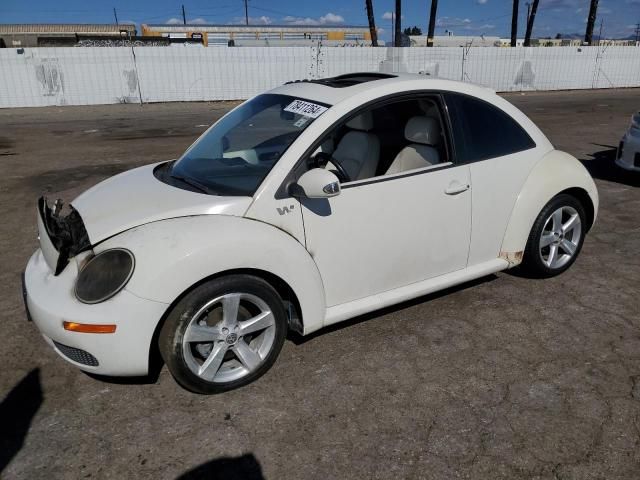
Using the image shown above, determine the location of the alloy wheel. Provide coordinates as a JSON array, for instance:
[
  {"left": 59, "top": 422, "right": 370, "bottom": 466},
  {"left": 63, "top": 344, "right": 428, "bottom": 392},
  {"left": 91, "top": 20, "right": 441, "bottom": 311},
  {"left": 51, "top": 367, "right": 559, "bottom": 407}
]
[
  {"left": 182, "top": 293, "right": 276, "bottom": 383},
  {"left": 538, "top": 205, "right": 582, "bottom": 270}
]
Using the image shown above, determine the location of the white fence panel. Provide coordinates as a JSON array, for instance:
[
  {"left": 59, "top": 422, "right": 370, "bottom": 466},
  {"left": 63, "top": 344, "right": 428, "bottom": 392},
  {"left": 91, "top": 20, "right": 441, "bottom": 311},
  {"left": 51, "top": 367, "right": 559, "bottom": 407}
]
[
  {"left": 592, "top": 46, "right": 640, "bottom": 89},
  {"left": 0, "top": 47, "right": 138, "bottom": 107},
  {"left": 134, "top": 46, "right": 311, "bottom": 102},
  {"left": 0, "top": 45, "right": 638, "bottom": 108},
  {"left": 463, "top": 48, "right": 524, "bottom": 92},
  {"left": 525, "top": 47, "right": 599, "bottom": 90}
]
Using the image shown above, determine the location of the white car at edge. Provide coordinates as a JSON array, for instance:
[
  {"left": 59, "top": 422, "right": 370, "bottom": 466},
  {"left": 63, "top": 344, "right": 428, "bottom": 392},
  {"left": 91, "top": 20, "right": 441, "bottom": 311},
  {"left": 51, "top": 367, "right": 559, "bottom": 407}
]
[
  {"left": 617, "top": 111, "right": 640, "bottom": 172},
  {"left": 24, "top": 73, "right": 598, "bottom": 394}
]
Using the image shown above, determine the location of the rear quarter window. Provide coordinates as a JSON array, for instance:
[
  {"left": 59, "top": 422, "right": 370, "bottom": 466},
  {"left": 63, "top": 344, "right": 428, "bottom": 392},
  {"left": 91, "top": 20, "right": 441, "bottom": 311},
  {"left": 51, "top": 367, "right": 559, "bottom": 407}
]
[{"left": 445, "top": 93, "right": 536, "bottom": 163}]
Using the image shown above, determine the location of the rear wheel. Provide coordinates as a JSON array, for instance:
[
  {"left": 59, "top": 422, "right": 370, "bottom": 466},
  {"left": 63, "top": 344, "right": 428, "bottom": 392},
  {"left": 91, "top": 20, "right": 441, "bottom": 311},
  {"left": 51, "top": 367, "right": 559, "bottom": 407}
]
[
  {"left": 159, "top": 275, "right": 287, "bottom": 394},
  {"left": 521, "top": 194, "right": 586, "bottom": 278}
]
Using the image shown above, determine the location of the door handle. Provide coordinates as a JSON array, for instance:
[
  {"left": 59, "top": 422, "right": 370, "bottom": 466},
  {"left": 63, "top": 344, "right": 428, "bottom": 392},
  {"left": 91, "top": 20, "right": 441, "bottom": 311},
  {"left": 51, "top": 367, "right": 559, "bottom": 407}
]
[{"left": 444, "top": 183, "right": 470, "bottom": 195}]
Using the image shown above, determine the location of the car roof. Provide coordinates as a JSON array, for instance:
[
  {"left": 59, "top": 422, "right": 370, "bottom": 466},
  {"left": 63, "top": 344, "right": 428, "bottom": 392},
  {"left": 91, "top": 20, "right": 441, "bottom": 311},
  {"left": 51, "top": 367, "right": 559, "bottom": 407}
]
[{"left": 268, "top": 72, "right": 497, "bottom": 107}]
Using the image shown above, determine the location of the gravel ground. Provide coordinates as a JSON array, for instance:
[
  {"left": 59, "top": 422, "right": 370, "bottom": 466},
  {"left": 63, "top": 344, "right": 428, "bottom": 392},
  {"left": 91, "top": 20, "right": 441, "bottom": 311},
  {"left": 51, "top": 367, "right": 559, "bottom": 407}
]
[{"left": 1, "top": 88, "right": 639, "bottom": 479}]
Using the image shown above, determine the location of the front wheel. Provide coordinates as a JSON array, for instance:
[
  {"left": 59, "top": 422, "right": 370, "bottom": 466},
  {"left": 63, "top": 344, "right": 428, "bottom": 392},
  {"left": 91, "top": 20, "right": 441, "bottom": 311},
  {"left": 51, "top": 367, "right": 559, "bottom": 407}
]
[
  {"left": 159, "top": 275, "right": 287, "bottom": 394},
  {"left": 521, "top": 194, "right": 586, "bottom": 278}
]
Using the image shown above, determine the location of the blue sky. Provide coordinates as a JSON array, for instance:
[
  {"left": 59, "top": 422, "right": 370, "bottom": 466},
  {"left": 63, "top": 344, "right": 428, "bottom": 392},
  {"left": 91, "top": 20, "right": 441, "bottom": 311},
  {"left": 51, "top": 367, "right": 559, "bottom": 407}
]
[{"left": 1, "top": 0, "right": 639, "bottom": 40}]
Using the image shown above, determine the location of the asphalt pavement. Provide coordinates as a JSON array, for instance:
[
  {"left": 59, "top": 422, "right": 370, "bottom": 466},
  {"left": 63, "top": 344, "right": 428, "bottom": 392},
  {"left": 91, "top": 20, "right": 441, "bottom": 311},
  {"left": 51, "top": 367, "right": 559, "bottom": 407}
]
[{"left": 1, "top": 88, "right": 639, "bottom": 479}]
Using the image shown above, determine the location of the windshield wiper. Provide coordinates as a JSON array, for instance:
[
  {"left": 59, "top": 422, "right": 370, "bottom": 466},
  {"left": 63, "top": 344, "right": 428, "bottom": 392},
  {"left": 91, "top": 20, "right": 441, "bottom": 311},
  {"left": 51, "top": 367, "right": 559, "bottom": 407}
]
[{"left": 170, "top": 172, "right": 218, "bottom": 195}]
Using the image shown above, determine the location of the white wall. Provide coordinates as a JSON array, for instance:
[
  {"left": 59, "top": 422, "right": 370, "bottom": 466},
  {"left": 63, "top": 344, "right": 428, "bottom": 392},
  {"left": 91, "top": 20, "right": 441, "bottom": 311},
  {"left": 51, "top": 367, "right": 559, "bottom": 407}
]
[{"left": 0, "top": 46, "right": 638, "bottom": 108}]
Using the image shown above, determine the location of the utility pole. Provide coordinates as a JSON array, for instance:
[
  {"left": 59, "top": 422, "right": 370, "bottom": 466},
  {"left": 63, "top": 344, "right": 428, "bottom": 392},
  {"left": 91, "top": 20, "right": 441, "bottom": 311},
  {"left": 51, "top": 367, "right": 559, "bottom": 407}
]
[
  {"left": 635, "top": 23, "right": 640, "bottom": 43},
  {"left": 113, "top": 7, "right": 119, "bottom": 26},
  {"left": 390, "top": 12, "right": 394, "bottom": 46},
  {"left": 510, "top": 0, "right": 519, "bottom": 47},
  {"left": 394, "top": 0, "right": 402, "bottom": 47},
  {"left": 523, "top": 0, "right": 539, "bottom": 47},
  {"left": 244, "top": 0, "right": 249, "bottom": 26},
  {"left": 526, "top": 2, "right": 530, "bottom": 24},
  {"left": 427, "top": 0, "right": 438, "bottom": 47},
  {"left": 597, "top": 18, "right": 603, "bottom": 46},
  {"left": 584, "top": 0, "right": 599, "bottom": 45},
  {"left": 365, "top": 0, "right": 378, "bottom": 47},
  {"left": 181, "top": 4, "right": 186, "bottom": 25}
]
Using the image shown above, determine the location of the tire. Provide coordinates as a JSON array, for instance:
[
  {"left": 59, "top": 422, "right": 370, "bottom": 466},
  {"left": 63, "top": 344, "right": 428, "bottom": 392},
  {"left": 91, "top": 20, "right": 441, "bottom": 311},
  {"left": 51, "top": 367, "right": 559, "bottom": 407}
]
[
  {"left": 159, "top": 275, "right": 287, "bottom": 394},
  {"left": 521, "top": 193, "right": 586, "bottom": 278}
]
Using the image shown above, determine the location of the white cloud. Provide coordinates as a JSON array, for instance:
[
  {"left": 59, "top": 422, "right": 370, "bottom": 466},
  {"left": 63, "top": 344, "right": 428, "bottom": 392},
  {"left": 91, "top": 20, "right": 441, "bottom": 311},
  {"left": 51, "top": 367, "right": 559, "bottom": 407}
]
[
  {"left": 382, "top": 11, "right": 404, "bottom": 20},
  {"left": 229, "top": 15, "right": 273, "bottom": 25},
  {"left": 281, "top": 13, "right": 344, "bottom": 26},
  {"left": 436, "top": 16, "right": 496, "bottom": 32},
  {"left": 476, "top": 0, "right": 488, "bottom": 4},
  {"left": 166, "top": 18, "right": 182, "bottom": 25},
  {"left": 188, "top": 18, "right": 208, "bottom": 25},
  {"left": 436, "top": 17, "right": 472, "bottom": 28},
  {"left": 320, "top": 13, "right": 344, "bottom": 24}
]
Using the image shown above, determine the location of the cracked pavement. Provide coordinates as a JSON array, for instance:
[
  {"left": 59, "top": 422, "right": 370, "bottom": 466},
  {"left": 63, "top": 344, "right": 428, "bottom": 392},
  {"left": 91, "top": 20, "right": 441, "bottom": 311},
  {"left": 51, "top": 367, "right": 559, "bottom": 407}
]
[{"left": 1, "top": 89, "right": 639, "bottom": 479}]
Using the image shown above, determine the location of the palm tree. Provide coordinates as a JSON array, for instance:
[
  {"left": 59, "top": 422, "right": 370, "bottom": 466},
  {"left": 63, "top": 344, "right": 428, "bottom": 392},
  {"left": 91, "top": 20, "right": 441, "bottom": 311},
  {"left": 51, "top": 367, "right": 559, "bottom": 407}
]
[
  {"left": 584, "top": 0, "right": 599, "bottom": 45},
  {"left": 510, "top": 0, "right": 519, "bottom": 47},
  {"left": 523, "top": 0, "right": 539, "bottom": 46},
  {"left": 365, "top": 0, "right": 378, "bottom": 47},
  {"left": 394, "top": 0, "right": 402, "bottom": 47},
  {"left": 427, "top": 0, "right": 438, "bottom": 47}
]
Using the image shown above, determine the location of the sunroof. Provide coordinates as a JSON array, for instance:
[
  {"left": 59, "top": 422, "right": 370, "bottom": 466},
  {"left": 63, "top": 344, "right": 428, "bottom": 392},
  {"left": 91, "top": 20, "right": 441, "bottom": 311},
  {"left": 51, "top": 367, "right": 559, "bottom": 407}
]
[{"left": 285, "top": 73, "right": 397, "bottom": 89}]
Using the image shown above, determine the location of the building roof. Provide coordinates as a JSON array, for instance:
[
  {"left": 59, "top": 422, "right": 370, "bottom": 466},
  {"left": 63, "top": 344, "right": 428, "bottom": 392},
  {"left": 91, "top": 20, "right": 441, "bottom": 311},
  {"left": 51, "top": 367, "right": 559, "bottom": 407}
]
[
  {"left": 0, "top": 24, "right": 136, "bottom": 34},
  {"left": 142, "top": 23, "right": 368, "bottom": 32}
]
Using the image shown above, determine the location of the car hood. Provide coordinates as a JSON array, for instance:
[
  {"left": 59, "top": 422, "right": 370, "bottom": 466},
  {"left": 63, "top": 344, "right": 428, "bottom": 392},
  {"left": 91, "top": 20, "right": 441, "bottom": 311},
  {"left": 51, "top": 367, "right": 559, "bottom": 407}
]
[{"left": 71, "top": 162, "right": 253, "bottom": 244}]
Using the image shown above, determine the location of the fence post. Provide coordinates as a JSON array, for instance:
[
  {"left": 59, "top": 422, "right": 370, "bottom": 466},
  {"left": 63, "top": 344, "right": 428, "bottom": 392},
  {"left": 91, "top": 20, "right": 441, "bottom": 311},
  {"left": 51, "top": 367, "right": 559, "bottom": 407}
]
[{"left": 130, "top": 46, "right": 143, "bottom": 105}]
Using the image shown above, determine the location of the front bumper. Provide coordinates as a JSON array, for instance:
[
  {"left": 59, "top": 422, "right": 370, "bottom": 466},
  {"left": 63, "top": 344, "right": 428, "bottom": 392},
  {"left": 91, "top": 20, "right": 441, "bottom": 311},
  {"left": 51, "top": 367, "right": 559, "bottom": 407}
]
[
  {"left": 616, "top": 132, "right": 640, "bottom": 172},
  {"left": 24, "top": 249, "right": 168, "bottom": 376}
]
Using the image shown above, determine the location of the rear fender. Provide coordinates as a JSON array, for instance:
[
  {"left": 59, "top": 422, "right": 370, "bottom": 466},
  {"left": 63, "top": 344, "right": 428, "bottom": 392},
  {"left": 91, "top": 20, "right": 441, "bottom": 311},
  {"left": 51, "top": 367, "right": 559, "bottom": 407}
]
[{"left": 500, "top": 150, "right": 598, "bottom": 265}]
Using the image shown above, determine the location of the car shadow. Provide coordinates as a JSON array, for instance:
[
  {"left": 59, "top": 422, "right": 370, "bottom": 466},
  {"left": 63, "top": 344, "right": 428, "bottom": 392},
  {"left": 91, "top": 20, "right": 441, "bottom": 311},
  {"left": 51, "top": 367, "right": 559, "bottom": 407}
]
[
  {"left": 580, "top": 144, "right": 640, "bottom": 188},
  {"left": 84, "top": 357, "right": 163, "bottom": 386},
  {"left": 287, "top": 274, "right": 498, "bottom": 345},
  {"left": 177, "top": 453, "right": 264, "bottom": 480},
  {"left": 0, "top": 368, "right": 43, "bottom": 474}
]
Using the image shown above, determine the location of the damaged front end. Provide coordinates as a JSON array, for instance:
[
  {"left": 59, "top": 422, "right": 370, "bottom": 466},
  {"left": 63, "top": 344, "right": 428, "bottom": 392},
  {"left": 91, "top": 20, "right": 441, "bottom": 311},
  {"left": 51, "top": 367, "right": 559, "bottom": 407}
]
[{"left": 38, "top": 196, "right": 91, "bottom": 275}]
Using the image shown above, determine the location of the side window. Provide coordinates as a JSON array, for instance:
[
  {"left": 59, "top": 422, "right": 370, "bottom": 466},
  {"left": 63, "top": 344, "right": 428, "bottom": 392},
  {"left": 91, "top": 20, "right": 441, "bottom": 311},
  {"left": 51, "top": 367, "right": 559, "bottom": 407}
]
[
  {"left": 445, "top": 93, "right": 535, "bottom": 163},
  {"left": 307, "top": 96, "right": 451, "bottom": 184}
]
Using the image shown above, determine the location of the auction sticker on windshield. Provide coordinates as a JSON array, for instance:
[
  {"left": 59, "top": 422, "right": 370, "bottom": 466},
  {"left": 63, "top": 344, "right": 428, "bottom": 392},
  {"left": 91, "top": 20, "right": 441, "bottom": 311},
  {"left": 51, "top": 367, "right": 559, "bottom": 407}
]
[{"left": 284, "top": 100, "right": 328, "bottom": 118}]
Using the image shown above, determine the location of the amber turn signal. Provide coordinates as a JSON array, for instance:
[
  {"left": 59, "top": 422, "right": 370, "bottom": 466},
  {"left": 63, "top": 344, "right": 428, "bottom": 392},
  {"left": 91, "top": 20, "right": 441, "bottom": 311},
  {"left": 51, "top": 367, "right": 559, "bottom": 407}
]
[{"left": 63, "top": 321, "right": 117, "bottom": 334}]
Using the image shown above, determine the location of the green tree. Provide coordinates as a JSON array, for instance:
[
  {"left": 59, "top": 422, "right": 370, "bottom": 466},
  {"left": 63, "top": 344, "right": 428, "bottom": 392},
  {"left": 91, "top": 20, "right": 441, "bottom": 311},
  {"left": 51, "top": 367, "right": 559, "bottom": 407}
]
[{"left": 403, "top": 26, "right": 422, "bottom": 35}]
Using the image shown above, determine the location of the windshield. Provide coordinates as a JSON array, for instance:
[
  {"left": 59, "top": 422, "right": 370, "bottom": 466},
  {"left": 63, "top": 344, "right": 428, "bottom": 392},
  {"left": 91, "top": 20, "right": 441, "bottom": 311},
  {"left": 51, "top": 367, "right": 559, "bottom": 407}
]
[{"left": 169, "top": 94, "right": 330, "bottom": 196}]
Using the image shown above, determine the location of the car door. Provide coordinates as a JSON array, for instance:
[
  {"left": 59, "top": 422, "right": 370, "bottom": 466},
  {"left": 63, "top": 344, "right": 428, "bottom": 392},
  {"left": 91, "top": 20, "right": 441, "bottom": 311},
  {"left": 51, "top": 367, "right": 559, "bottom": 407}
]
[
  {"left": 443, "top": 93, "right": 543, "bottom": 266},
  {"left": 301, "top": 163, "right": 471, "bottom": 309}
]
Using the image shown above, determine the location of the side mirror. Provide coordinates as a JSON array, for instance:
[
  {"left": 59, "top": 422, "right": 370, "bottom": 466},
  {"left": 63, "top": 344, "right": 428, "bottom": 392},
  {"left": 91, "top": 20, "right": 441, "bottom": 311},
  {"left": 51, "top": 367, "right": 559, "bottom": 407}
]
[{"left": 292, "top": 168, "right": 341, "bottom": 199}]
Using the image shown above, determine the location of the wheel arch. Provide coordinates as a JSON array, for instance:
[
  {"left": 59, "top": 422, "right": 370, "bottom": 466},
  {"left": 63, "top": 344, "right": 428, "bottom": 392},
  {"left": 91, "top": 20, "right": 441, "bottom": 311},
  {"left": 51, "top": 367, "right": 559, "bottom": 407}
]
[
  {"left": 96, "top": 215, "right": 327, "bottom": 372},
  {"left": 500, "top": 150, "right": 598, "bottom": 264},
  {"left": 148, "top": 267, "right": 305, "bottom": 374},
  {"left": 560, "top": 186, "right": 595, "bottom": 232}
]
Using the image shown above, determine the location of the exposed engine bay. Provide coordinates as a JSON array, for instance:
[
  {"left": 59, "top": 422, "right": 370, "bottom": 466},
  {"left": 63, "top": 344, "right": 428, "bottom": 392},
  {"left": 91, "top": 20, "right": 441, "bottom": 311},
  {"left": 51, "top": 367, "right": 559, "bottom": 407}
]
[{"left": 38, "top": 196, "right": 91, "bottom": 275}]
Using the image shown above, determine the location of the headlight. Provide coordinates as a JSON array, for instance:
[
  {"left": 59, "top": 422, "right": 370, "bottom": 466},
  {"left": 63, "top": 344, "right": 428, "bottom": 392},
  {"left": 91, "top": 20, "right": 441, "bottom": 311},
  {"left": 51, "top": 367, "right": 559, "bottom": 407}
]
[{"left": 75, "top": 249, "right": 135, "bottom": 304}]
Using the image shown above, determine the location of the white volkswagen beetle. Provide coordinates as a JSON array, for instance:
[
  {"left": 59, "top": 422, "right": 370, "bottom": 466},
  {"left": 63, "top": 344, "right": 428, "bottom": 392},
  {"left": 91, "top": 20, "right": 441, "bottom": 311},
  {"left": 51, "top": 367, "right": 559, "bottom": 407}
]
[
  {"left": 24, "top": 73, "right": 598, "bottom": 393},
  {"left": 617, "top": 110, "right": 640, "bottom": 172}
]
